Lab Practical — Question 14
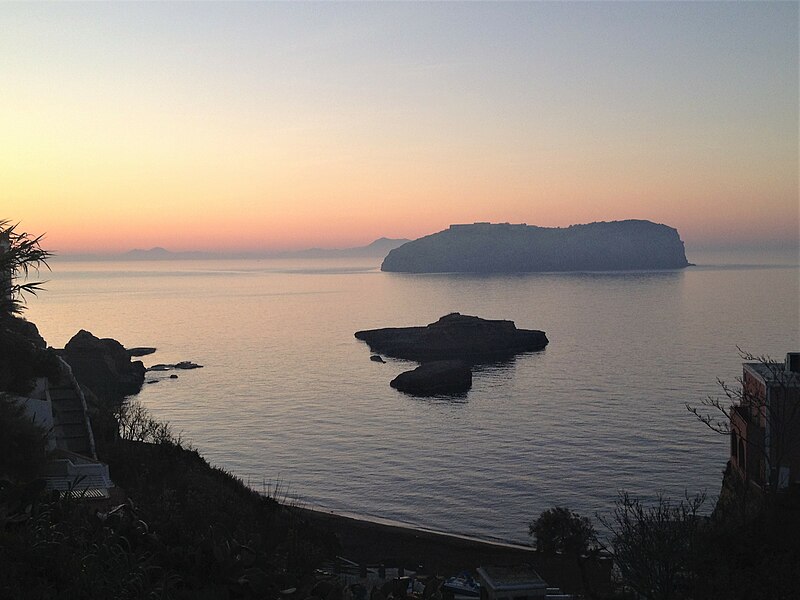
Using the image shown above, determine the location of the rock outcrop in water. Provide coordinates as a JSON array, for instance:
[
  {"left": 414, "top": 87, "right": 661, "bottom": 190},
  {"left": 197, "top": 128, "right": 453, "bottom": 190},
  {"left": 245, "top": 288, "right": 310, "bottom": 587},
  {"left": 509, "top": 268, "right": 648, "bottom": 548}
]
[
  {"left": 381, "top": 220, "right": 690, "bottom": 273},
  {"left": 127, "top": 346, "right": 157, "bottom": 357},
  {"left": 355, "top": 313, "right": 548, "bottom": 363},
  {"left": 390, "top": 360, "right": 472, "bottom": 396},
  {"left": 148, "top": 361, "right": 203, "bottom": 371},
  {"left": 59, "top": 330, "right": 146, "bottom": 403}
]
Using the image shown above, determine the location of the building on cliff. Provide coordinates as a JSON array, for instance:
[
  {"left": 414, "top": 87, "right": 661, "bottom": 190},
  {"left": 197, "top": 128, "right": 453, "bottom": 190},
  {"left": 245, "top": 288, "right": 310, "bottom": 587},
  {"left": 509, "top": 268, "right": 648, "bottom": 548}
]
[{"left": 730, "top": 352, "right": 800, "bottom": 492}]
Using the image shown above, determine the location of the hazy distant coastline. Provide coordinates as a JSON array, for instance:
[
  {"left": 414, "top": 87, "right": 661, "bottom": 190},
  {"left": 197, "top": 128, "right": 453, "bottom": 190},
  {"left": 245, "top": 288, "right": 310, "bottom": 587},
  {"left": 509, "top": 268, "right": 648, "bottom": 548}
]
[
  {"left": 56, "top": 237, "right": 409, "bottom": 262},
  {"left": 48, "top": 233, "right": 800, "bottom": 268}
]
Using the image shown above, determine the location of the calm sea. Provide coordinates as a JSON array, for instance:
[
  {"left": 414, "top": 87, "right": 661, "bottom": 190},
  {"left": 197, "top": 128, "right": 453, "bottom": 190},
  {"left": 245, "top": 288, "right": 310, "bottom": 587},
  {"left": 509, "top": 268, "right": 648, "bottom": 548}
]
[{"left": 25, "top": 249, "right": 800, "bottom": 544}]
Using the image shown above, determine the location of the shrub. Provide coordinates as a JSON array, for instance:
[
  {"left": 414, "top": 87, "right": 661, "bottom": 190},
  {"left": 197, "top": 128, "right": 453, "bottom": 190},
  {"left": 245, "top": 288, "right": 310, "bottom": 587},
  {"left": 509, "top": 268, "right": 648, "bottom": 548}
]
[
  {"left": 0, "top": 220, "right": 52, "bottom": 317},
  {"left": 529, "top": 506, "right": 597, "bottom": 556},
  {"left": 0, "top": 394, "right": 49, "bottom": 482},
  {"left": 599, "top": 492, "right": 705, "bottom": 600},
  {"left": 0, "top": 320, "right": 60, "bottom": 395},
  {"left": 117, "top": 399, "right": 178, "bottom": 445}
]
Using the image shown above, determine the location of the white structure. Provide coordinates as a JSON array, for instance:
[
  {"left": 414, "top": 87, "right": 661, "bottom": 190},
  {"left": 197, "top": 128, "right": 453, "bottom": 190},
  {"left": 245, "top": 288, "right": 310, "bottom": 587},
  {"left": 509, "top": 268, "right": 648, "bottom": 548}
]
[
  {"left": 15, "top": 361, "right": 113, "bottom": 498},
  {"left": 476, "top": 566, "right": 549, "bottom": 600},
  {"left": 42, "top": 451, "right": 113, "bottom": 499}
]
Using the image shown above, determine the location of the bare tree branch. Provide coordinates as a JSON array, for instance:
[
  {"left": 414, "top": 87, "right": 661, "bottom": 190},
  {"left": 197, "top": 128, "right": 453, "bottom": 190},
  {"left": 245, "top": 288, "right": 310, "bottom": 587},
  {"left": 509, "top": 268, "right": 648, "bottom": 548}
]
[{"left": 687, "top": 348, "right": 800, "bottom": 493}]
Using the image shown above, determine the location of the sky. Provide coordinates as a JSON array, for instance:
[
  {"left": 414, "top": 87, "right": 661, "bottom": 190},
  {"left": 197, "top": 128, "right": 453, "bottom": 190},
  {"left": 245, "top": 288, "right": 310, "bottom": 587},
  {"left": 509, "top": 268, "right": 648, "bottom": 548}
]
[{"left": 2, "top": 2, "right": 797, "bottom": 253}]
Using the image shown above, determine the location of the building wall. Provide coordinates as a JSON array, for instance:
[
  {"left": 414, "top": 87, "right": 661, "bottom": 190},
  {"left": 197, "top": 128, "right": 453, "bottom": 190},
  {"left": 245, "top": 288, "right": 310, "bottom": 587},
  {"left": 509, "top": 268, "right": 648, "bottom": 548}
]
[
  {"left": 767, "top": 383, "right": 800, "bottom": 488},
  {"left": 730, "top": 404, "right": 763, "bottom": 485},
  {"left": 735, "top": 365, "right": 800, "bottom": 490},
  {"left": 12, "top": 378, "right": 56, "bottom": 452}
]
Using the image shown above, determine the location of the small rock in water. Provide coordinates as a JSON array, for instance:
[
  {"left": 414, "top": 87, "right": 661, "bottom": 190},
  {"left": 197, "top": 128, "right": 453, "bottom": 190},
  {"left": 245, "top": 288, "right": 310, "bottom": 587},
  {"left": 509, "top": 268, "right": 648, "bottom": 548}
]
[
  {"left": 390, "top": 360, "right": 472, "bottom": 396},
  {"left": 370, "top": 355, "right": 386, "bottom": 363},
  {"left": 146, "top": 361, "right": 203, "bottom": 372},
  {"left": 127, "top": 347, "right": 157, "bottom": 357},
  {"left": 146, "top": 379, "right": 158, "bottom": 385},
  {"left": 175, "top": 361, "right": 203, "bottom": 370},
  {"left": 169, "top": 374, "right": 178, "bottom": 379}
]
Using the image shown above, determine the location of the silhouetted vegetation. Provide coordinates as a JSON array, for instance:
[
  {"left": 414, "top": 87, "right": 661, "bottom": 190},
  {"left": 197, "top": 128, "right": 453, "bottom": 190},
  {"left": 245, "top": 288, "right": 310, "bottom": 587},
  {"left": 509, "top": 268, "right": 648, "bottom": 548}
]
[
  {"left": 598, "top": 492, "right": 705, "bottom": 600},
  {"left": 0, "top": 315, "right": 60, "bottom": 395},
  {"left": 116, "top": 399, "right": 177, "bottom": 445},
  {"left": 0, "top": 397, "right": 337, "bottom": 599},
  {"left": 0, "top": 220, "right": 52, "bottom": 316},
  {"left": 529, "top": 506, "right": 597, "bottom": 556},
  {"left": 101, "top": 432, "right": 336, "bottom": 597},
  {"left": 529, "top": 488, "right": 800, "bottom": 599},
  {"left": 0, "top": 394, "right": 49, "bottom": 483},
  {"left": 692, "top": 485, "right": 800, "bottom": 600}
]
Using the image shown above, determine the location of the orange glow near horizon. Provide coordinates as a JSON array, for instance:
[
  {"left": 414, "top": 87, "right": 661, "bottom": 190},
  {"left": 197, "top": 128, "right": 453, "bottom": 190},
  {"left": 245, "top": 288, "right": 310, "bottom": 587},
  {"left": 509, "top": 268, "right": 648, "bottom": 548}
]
[
  {"left": 2, "top": 2, "right": 797, "bottom": 255},
  {"left": 17, "top": 191, "right": 800, "bottom": 255}
]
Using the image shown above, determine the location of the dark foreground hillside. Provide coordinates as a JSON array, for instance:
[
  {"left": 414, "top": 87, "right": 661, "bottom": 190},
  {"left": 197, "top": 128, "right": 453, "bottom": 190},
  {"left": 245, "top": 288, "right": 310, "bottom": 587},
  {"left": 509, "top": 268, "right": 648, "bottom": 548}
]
[
  {"left": 4, "top": 311, "right": 800, "bottom": 599},
  {"left": 0, "top": 315, "right": 336, "bottom": 599}
]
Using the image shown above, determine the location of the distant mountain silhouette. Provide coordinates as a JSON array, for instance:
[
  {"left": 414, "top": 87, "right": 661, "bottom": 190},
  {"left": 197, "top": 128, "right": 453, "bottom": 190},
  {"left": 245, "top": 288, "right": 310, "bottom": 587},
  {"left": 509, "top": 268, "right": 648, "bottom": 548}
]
[
  {"left": 275, "top": 237, "right": 409, "bottom": 259},
  {"left": 381, "top": 220, "right": 691, "bottom": 273},
  {"left": 123, "top": 247, "right": 207, "bottom": 260},
  {"left": 57, "top": 238, "right": 409, "bottom": 261}
]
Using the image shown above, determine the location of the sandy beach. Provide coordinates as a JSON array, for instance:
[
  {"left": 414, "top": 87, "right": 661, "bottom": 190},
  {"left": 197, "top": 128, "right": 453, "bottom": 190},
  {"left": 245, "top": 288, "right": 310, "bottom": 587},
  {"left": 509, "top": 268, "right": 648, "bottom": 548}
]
[
  {"left": 294, "top": 507, "right": 613, "bottom": 598},
  {"left": 296, "top": 507, "right": 537, "bottom": 574}
]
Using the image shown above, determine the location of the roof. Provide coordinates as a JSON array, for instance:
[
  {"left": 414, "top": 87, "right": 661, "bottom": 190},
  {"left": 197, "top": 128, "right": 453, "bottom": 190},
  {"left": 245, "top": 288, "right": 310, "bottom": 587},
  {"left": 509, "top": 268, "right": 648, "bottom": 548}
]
[
  {"left": 477, "top": 565, "right": 547, "bottom": 592},
  {"left": 744, "top": 359, "right": 800, "bottom": 388},
  {"left": 43, "top": 450, "right": 113, "bottom": 498}
]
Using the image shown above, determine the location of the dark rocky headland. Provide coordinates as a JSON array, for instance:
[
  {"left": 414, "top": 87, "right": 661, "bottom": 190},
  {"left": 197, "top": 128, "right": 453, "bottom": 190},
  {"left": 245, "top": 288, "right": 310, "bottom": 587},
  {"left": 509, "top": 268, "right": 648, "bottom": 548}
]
[{"left": 381, "top": 219, "right": 691, "bottom": 273}]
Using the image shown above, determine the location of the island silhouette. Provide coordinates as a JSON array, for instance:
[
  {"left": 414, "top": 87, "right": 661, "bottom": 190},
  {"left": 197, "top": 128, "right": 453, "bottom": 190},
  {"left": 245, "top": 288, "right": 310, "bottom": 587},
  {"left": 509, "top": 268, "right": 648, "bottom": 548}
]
[{"left": 381, "top": 220, "right": 690, "bottom": 273}]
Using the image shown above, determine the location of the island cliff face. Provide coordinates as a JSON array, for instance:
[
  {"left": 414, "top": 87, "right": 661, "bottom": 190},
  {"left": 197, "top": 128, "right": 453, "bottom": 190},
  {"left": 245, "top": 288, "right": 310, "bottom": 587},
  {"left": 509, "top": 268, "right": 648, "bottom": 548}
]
[{"left": 381, "top": 220, "right": 690, "bottom": 273}]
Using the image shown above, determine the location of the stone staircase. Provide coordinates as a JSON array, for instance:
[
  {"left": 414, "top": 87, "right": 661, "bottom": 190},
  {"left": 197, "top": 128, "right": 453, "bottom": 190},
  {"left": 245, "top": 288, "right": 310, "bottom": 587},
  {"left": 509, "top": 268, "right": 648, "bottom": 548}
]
[
  {"left": 48, "top": 359, "right": 96, "bottom": 459},
  {"left": 43, "top": 359, "right": 113, "bottom": 497}
]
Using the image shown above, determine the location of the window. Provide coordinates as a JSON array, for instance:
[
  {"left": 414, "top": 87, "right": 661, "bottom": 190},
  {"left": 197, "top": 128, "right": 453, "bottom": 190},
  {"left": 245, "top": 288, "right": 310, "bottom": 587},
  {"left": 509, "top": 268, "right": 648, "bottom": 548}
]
[{"left": 738, "top": 439, "right": 746, "bottom": 474}]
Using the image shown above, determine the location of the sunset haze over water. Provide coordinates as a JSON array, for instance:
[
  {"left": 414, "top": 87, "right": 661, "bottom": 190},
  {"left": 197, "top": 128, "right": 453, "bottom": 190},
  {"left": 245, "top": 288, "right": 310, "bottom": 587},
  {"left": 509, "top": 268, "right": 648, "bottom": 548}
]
[{"left": 3, "top": 2, "right": 797, "bottom": 253}]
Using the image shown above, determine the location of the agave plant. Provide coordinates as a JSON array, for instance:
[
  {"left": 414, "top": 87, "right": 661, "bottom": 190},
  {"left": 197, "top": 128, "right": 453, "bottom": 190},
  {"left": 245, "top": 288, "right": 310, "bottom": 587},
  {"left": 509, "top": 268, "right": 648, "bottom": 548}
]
[{"left": 0, "top": 220, "right": 53, "bottom": 315}]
